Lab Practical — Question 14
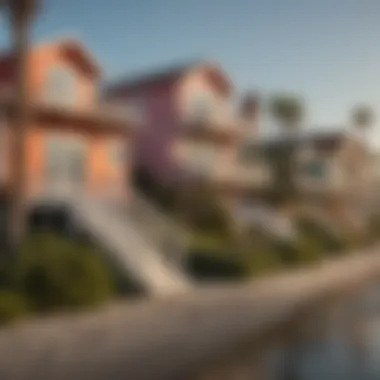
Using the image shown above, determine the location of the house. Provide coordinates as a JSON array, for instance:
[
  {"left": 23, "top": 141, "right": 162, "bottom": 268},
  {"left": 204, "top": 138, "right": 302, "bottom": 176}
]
[
  {"left": 241, "top": 128, "right": 376, "bottom": 233},
  {"left": 0, "top": 38, "right": 134, "bottom": 205},
  {"left": 0, "top": 38, "right": 192, "bottom": 294},
  {"left": 104, "top": 60, "right": 269, "bottom": 216}
]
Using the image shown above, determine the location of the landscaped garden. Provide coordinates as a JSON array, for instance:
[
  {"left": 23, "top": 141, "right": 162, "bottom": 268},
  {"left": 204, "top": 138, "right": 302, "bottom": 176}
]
[{"left": 0, "top": 232, "right": 137, "bottom": 325}]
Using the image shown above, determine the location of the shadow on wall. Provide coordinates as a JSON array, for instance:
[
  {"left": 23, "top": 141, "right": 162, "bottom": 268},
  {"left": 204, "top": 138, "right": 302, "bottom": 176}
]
[{"left": 133, "top": 166, "right": 178, "bottom": 211}]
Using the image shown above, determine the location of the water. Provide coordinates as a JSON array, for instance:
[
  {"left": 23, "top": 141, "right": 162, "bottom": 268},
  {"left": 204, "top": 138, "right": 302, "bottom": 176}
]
[{"left": 272, "top": 284, "right": 380, "bottom": 380}]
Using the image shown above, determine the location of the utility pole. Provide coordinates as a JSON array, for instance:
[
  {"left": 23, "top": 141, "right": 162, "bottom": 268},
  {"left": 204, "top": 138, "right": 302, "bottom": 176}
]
[{"left": 0, "top": 0, "right": 38, "bottom": 257}]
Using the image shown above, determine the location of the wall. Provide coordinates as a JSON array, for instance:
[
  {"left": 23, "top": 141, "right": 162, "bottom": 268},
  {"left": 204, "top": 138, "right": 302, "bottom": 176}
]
[
  {"left": 0, "top": 41, "right": 131, "bottom": 201},
  {"left": 30, "top": 44, "right": 98, "bottom": 109},
  {"left": 173, "top": 68, "right": 242, "bottom": 184},
  {"left": 2, "top": 123, "right": 130, "bottom": 202},
  {"left": 106, "top": 65, "right": 242, "bottom": 188},
  {"left": 107, "top": 80, "right": 177, "bottom": 185}
]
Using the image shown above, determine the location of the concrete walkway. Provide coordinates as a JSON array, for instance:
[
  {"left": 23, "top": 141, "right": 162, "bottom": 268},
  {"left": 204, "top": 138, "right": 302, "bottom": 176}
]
[{"left": 0, "top": 248, "right": 379, "bottom": 379}]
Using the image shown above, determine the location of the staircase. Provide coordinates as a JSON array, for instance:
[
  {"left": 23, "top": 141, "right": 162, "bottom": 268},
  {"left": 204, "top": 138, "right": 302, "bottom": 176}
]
[
  {"left": 29, "top": 191, "right": 192, "bottom": 297},
  {"left": 127, "top": 192, "right": 190, "bottom": 267}
]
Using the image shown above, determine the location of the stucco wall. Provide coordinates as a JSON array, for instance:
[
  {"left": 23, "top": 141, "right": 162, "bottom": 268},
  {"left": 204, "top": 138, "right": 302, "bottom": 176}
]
[
  {"left": 30, "top": 43, "right": 98, "bottom": 109},
  {"left": 2, "top": 123, "right": 129, "bottom": 201},
  {"left": 0, "top": 40, "right": 130, "bottom": 202},
  {"left": 173, "top": 68, "right": 241, "bottom": 182},
  {"left": 109, "top": 80, "right": 177, "bottom": 185}
]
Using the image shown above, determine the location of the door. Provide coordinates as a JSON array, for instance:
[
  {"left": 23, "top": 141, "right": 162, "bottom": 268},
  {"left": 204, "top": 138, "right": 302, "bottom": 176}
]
[{"left": 45, "top": 136, "right": 87, "bottom": 197}]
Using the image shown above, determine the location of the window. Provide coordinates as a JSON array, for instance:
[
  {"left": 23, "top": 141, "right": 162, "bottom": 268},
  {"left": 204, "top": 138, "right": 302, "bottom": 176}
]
[
  {"left": 45, "top": 136, "right": 87, "bottom": 182},
  {"left": 189, "top": 91, "right": 215, "bottom": 120},
  {"left": 300, "top": 160, "right": 327, "bottom": 179},
  {"left": 109, "top": 142, "right": 126, "bottom": 165},
  {"left": 189, "top": 143, "right": 217, "bottom": 174},
  {"left": 44, "top": 66, "right": 77, "bottom": 107}
]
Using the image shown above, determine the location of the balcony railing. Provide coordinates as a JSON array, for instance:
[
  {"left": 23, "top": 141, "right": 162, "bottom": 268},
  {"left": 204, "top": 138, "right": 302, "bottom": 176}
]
[
  {"left": 212, "top": 163, "right": 273, "bottom": 188},
  {"left": 182, "top": 110, "right": 242, "bottom": 139}
]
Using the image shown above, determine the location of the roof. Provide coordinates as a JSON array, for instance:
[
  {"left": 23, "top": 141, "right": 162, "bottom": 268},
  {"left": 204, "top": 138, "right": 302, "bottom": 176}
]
[
  {"left": 0, "top": 37, "right": 102, "bottom": 78},
  {"left": 37, "top": 37, "right": 102, "bottom": 77},
  {"left": 104, "top": 59, "right": 204, "bottom": 95}
]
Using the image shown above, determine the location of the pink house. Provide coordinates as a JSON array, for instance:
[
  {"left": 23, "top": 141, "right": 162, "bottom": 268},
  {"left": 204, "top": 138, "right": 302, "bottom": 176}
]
[{"left": 104, "top": 61, "right": 264, "bottom": 206}]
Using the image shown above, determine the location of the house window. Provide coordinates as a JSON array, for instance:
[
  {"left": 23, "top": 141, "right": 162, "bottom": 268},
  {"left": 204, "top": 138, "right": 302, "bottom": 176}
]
[
  {"left": 109, "top": 142, "right": 126, "bottom": 165},
  {"left": 45, "top": 136, "right": 87, "bottom": 183},
  {"left": 300, "top": 160, "right": 327, "bottom": 179},
  {"left": 44, "top": 66, "right": 77, "bottom": 107},
  {"left": 189, "top": 92, "right": 215, "bottom": 120},
  {"left": 190, "top": 143, "right": 217, "bottom": 174}
]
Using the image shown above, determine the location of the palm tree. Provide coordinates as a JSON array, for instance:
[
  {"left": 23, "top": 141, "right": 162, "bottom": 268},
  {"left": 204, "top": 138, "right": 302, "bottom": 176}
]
[
  {"left": 270, "top": 94, "right": 304, "bottom": 134},
  {"left": 1, "top": 0, "right": 38, "bottom": 257},
  {"left": 268, "top": 94, "right": 305, "bottom": 204},
  {"left": 351, "top": 105, "right": 375, "bottom": 130}
]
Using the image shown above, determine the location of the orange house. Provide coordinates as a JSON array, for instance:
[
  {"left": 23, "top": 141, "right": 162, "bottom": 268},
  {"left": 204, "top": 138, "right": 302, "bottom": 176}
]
[{"left": 0, "top": 38, "right": 134, "bottom": 205}]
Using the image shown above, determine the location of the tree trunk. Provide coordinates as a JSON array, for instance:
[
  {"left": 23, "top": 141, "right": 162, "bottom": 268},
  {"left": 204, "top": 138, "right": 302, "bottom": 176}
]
[{"left": 8, "top": 8, "right": 30, "bottom": 258}]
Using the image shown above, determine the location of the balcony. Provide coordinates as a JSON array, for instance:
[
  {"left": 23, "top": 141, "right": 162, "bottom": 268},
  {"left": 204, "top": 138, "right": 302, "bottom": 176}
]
[
  {"left": 296, "top": 170, "right": 347, "bottom": 194},
  {"left": 211, "top": 163, "right": 272, "bottom": 189},
  {"left": 181, "top": 109, "right": 242, "bottom": 141},
  {"left": 179, "top": 157, "right": 272, "bottom": 191}
]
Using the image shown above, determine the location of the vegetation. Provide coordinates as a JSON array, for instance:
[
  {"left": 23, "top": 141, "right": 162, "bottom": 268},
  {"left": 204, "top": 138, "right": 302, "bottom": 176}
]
[
  {"left": 180, "top": 182, "right": 233, "bottom": 236},
  {"left": 0, "top": 233, "right": 118, "bottom": 324},
  {"left": 268, "top": 94, "right": 305, "bottom": 204},
  {"left": 270, "top": 94, "right": 305, "bottom": 131},
  {"left": 187, "top": 210, "right": 379, "bottom": 280},
  {"left": 351, "top": 105, "right": 375, "bottom": 130}
]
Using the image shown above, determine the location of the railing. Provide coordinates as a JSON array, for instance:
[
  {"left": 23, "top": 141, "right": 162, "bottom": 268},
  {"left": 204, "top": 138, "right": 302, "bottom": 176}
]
[
  {"left": 1, "top": 248, "right": 380, "bottom": 379},
  {"left": 183, "top": 109, "right": 242, "bottom": 135},
  {"left": 213, "top": 163, "right": 273, "bottom": 187},
  {"left": 128, "top": 192, "right": 190, "bottom": 267}
]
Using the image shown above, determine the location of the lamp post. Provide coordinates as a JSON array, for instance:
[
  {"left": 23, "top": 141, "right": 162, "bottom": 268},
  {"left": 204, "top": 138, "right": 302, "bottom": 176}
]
[{"left": 0, "top": 0, "right": 38, "bottom": 257}]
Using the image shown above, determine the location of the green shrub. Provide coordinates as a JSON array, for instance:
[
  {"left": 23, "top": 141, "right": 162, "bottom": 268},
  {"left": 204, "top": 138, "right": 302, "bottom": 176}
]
[
  {"left": 0, "top": 291, "right": 28, "bottom": 325},
  {"left": 12, "top": 234, "right": 116, "bottom": 313},
  {"left": 238, "top": 232, "right": 284, "bottom": 276},
  {"left": 297, "top": 218, "right": 346, "bottom": 255},
  {"left": 246, "top": 248, "right": 284, "bottom": 276},
  {"left": 368, "top": 214, "right": 380, "bottom": 239},
  {"left": 187, "top": 251, "right": 249, "bottom": 280},
  {"left": 181, "top": 184, "right": 233, "bottom": 236},
  {"left": 293, "top": 233, "right": 325, "bottom": 265}
]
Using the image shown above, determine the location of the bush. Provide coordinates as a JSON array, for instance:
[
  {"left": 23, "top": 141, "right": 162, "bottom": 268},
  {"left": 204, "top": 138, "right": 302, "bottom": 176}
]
[
  {"left": 181, "top": 183, "right": 233, "bottom": 236},
  {"left": 296, "top": 217, "right": 346, "bottom": 255},
  {"left": 246, "top": 248, "right": 284, "bottom": 276},
  {"left": 11, "top": 234, "right": 116, "bottom": 313},
  {"left": 187, "top": 251, "right": 249, "bottom": 280},
  {"left": 187, "top": 231, "right": 248, "bottom": 280},
  {"left": 293, "top": 233, "right": 325, "bottom": 265},
  {"left": 0, "top": 291, "right": 28, "bottom": 324},
  {"left": 368, "top": 214, "right": 380, "bottom": 239}
]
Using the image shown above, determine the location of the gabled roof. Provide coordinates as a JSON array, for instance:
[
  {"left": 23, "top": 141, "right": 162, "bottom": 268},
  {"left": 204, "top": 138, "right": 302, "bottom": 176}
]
[
  {"left": 37, "top": 37, "right": 102, "bottom": 77},
  {"left": 104, "top": 59, "right": 203, "bottom": 95},
  {"left": 0, "top": 37, "right": 102, "bottom": 78}
]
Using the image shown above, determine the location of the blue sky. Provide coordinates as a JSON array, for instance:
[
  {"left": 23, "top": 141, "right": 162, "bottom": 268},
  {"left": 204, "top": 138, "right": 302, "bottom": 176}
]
[{"left": 1, "top": 0, "right": 380, "bottom": 130}]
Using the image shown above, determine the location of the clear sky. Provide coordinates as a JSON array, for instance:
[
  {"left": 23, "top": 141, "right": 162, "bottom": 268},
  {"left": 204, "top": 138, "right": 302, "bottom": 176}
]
[{"left": 1, "top": 0, "right": 380, "bottom": 131}]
